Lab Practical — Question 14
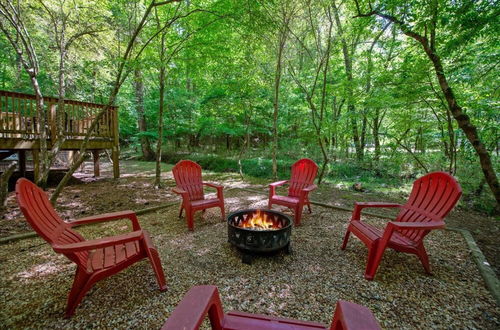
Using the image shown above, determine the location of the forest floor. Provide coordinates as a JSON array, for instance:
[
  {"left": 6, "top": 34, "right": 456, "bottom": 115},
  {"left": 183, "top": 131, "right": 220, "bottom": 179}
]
[{"left": 0, "top": 160, "right": 498, "bottom": 328}]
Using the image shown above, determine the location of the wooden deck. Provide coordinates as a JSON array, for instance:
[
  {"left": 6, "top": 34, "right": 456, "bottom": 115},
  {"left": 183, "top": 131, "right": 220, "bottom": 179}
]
[{"left": 0, "top": 90, "right": 119, "bottom": 179}]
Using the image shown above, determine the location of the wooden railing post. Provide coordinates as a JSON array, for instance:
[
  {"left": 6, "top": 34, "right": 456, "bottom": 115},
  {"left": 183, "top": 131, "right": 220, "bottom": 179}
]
[{"left": 49, "top": 102, "right": 57, "bottom": 142}]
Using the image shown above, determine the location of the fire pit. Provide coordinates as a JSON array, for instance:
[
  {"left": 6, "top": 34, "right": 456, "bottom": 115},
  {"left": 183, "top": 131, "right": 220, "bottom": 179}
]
[{"left": 227, "top": 209, "right": 292, "bottom": 264}]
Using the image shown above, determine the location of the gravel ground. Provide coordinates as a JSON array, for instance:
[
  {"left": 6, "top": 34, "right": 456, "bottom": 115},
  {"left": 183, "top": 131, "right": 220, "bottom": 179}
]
[{"left": 0, "top": 188, "right": 498, "bottom": 329}]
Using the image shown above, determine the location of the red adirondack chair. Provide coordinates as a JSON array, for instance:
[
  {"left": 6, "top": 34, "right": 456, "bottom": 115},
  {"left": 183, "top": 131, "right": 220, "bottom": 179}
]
[
  {"left": 162, "top": 285, "right": 381, "bottom": 330},
  {"left": 172, "top": 160, "right": 225, "bottom": 231},
  {"left": 15, "top": 178, "right": 167, "bottom": 317},
  {"left": 341, "top": 171, "right": 462, "bottom": 280},
  {"left": 268, "top": 158, "right": 318, "bottom": 226}
]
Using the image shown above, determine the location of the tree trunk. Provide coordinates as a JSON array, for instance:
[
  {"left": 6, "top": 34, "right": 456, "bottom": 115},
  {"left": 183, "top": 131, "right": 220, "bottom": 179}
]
[
  {"left": 30, "top": 75, "right": 49, "bottom": 188},
  {"left": 429, "top": 52, "right": 499, "bottom": 205},
  {"left": 134, "top": 67, "right": 155, "bottom": 160},
  {"left": 272, "top": 31, "right": 286, "bottom": 180},
  {"left": 0, "top": 162, "right": 16, "bottom": 212},
  {"left": 373, "top": 109, "right": 381, "bottom": 161},
  {"left": 155, "top": 31, "right": 166, "bottom": 188},
  {"left": 40, "top": 46, "right": 68, "bottom": 186},
  {"left": 332, "top": 1, "right": 362, "bottom": 161},
  {"left": 366, "top": 24, "right": 388, "bottom": 163}
]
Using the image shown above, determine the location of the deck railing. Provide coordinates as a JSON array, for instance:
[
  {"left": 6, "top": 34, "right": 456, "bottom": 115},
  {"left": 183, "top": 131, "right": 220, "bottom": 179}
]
[{"left": 0, "top": 90, "right": 118, "bottom": 142}]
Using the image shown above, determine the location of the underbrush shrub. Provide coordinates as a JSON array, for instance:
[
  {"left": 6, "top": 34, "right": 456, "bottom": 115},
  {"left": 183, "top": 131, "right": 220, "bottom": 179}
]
[
  {"left": 161, "top": 152, "right": 297, "bottom": 179},
  {"left": 160, "top": 150, "right": 498, "bottom": 214}
]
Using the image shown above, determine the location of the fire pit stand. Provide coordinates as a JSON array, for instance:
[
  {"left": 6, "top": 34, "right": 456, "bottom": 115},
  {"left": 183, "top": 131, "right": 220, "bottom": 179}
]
[{"left": 227, "top": 209, "right": 292, "bottom": 264}]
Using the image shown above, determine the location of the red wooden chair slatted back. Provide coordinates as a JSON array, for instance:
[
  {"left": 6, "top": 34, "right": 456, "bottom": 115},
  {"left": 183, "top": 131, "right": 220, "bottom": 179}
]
[
  {"left": 172, "top": 160, "right": 225, "bottom": 231},
  {"left": 288, "top": 158, "right": 318, "bottom": 198},
  {"left": 396, "top": 172, "right": 462, "bottom": 242},
  {"left": 341, "top": 171, "right": 462, "bottom": 280},
  {"left": 16, "top": 179, "right": 89, "bottom": 266},
  {"left": 161, "top": 285, "right": 381, "bottom": 330},
  {"left": 15, "top": 178, "right": 167, "bottom": 317},
  {"left": 268, "top": 158, "right": 318, "bottom": 226},
  {"left": 172, "top": 160, "right": 205, "bottom": 201}
]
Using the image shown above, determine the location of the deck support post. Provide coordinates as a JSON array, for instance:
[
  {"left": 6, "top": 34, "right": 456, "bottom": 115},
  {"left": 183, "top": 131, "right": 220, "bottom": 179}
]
[
  {"left": 32, "top": 149, "right": 39, "bottom": 183},
  {"left": 18, "top": 150, "right": 26, "bottom": 177},
  {"left": 112, "top": 147, "right": 119, "bottom": 179},
  {"left": 67, "top": 150, "right": 75, "bottom": 168},
  {"left": 92, "top": 150, "right": 100, "bottom": 177}
]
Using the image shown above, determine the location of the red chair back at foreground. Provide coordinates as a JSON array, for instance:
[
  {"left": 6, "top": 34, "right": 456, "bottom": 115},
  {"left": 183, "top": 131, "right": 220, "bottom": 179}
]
[
  {"left": 162, "top": 285, "right": 381, "bottom": 330},
  {"left": 268, "top": 158, "right": 318, "bottom": 226},
  {"left": 341, "top": 171, "right": 462, "bottom": 280},
  {"left": 15, "top": 178, "right": 167, "bottom": 317},
  {"left": 172, "top": 160, "right": 225, "bottom": 231}
]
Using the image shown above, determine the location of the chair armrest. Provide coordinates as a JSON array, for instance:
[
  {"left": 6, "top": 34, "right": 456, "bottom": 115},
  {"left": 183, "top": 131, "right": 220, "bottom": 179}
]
[
  {"left": 390, "top": 221, "right": 445, "bottom": 230},
  {"left": 162, "top": 285, "right": 224, "bottom": 330},
  {"left": 203, "top": 182, "right": 223, "bottom": 189},
  {"left": 330, "top": 300, "right": 381, "bottom": 330},
  {"left": 70, "top": 210, "right": 141, "bottom": 231},
  {"left": 302, "top": 184, "right": 317, "bottom": 193},
  {"left": 351, "top": 202, "right": 402, "bottom": 221},
  {"left": 52, "top": 230, "right": 144, "bottom": 253},
  {"left": 269, "top": 180, "right": 289, "bottom": 199},
  {"left": 269, "top": 180, "right": 288, "bottom": 187},
  {"left": 354, "top": 202, "right": 402, "bottom": 208},
  {"left": 203, "top": 182, "right": 224, "bottom": 200},
  {"left": 172, "top": 187, "right": 188, "bottom": 195}
]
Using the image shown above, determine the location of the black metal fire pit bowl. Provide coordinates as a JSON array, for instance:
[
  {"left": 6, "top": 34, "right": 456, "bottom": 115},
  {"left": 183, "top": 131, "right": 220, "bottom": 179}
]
[{"left": 227, "top": 209, "right": 292, "bottom": 264}]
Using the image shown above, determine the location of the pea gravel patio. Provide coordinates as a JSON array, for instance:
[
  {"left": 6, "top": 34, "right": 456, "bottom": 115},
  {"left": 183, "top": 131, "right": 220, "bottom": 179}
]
[{"left": 0, "top": 188, "right": 498, "bottom": 329}]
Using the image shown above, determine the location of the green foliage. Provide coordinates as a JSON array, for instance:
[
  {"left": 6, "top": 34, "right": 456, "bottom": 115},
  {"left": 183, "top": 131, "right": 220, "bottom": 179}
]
[{"left": 0, "top": 0, "right": 498, "bottom": 213}]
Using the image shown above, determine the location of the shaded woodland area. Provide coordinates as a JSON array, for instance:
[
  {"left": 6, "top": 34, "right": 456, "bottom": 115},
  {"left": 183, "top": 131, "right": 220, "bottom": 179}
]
[{"left": 0, "top": 0, "right": 498, "bottom": 213}]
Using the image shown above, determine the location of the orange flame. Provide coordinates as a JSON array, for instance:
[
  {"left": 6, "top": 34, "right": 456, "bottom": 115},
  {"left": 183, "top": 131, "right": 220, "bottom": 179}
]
[{"left": 240, "top": 210, "right": 282, "bottom": 230}]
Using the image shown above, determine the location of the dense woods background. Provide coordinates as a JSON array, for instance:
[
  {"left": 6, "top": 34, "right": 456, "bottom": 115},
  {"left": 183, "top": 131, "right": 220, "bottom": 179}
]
[{"left": 0, "top": 0, "right": 498, "bottom": 213}]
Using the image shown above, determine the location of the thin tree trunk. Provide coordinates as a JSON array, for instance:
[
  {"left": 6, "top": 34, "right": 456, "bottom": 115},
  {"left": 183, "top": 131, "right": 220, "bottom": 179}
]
[
  {"left": 134, "top": 67, "right": 155, "bottom": 160},
  {"left": 40, "top": 46, "right": 68, "bottom": 186},
  {"left": 373, "top": 109, "right": 381, "bottom": 161},
  {"left": 395, "top": 129, "right": 429, "bottom": 173},
  {"left": 366, "top": 24, "right": 389, "bottom": 162},
  {"left": 30, "top": 75, "right": 49, "bottom": 188},
  {"left": 238, "top": 103, "right": 252, "bottom": 180},
  {"left": 0, "top": 162, "right": 16, "bottom": 212},
  {"left": 332, "top": 1, "right": 362, "bottom": 161},
  {"left": 272, "top": 30, "right": 286, "bottom": 180},
  {"left": 155, "top": 31, "right": 166, "bottom": 188},
  {"left": 315, "top": 9, "right": 334, "bottom": 184}
]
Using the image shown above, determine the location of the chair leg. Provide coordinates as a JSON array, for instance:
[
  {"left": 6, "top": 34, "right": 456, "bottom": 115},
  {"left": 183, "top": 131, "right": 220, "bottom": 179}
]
[
  {"left": 365, "top": 241, "right": 386, "bottom": 281},
  {"left": 330, "top": 306, "right": 342, "bottom": 330},
  {"left": 341, "top": 229, "right": 351, "bottom": 250},
  {"left": 186, "top": 208, "right": 194, "bottom": 231},
  {"left": 65, "top": 268, "right": 93, "bottom": 318},
  {"left": 145, "top": 245, "right": 168, "bottom": 291},
  {"left": 416, "top": 244, "right": 432, "bottom": 274},
  {"left": 178, "top": 204, "right": 184, "bottom": 218},
  {"left": 294, "top": 204, "right": 304, "bottom": 226},
  {"left": 220, "top": 203, "right": 225, "bottom": 221},
  {"left": 268, "top": 199, "right": 273, "bottom": 209}
]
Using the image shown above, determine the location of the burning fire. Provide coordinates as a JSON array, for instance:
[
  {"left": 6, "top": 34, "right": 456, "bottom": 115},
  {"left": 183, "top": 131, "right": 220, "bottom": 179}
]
[{"left": 240, "top": 210, "right": 282, "bottom": 230}]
